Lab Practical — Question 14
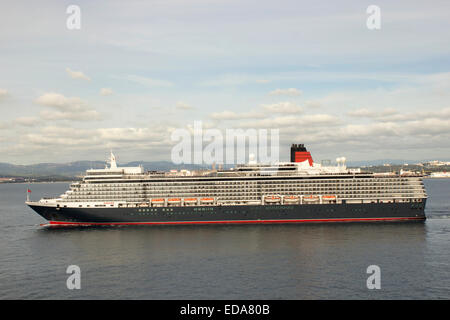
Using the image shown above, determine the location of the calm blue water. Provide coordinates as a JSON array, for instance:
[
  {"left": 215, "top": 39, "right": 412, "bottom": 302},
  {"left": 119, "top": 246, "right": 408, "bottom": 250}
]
[{"left": 0, "top": 179, "right": 449, "bottom": 299}]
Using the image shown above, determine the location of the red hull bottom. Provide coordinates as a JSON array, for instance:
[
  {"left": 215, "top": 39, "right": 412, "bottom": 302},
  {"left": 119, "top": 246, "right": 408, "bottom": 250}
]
[{"left": 43, "top": 216, "right": 425, "bottom": 227}]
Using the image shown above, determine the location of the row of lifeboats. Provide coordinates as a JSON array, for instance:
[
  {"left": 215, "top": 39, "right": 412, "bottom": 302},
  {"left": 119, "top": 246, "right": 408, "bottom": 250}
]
[
  {"left": 150, "top": 197, "right": 215, "bottom": 206},
  {"left": 139, "top": 195, "right": 336, "bottom": 207},
  {"left": 264, "top": 195, "right": 336, "bottom": 203}
]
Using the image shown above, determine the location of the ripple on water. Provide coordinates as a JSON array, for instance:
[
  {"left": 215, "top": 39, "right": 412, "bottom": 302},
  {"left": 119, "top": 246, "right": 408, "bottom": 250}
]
[{"left": 0, "top": 181, "right": 449, "bottom": 299}]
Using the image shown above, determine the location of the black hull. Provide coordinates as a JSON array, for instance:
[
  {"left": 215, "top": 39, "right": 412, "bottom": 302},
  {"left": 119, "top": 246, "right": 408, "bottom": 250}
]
[{"left": 28, "top": 201, "right": 426, "bottom": 226}]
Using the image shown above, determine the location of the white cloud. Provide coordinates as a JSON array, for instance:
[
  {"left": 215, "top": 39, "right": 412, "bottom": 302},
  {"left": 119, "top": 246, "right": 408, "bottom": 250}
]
[
  {"left": 100, "top": 88, "right": 113, "bottom": 96},
  {"left": 0, "top": 89, "right": 9, "bottom": 100},
  {"left": 35, "top": 92, "right": 101, "bottom": 121},
  {"left": 14, "top": 117, "right": 39, "bottom": 127},
  {"left": 36, "top": 92, "right": 85, "bottom": 111},
  {"left": 269, "top": 88, "right": 302, "bottom": 96},
  {"left": 6, "top": 109, "right": 450, "bottom": 164},
  {"left": 66, "top": 68, "right": 91, "bottom": 81},
  {"left": 310, "top": 118, "right": 450, "bottom": 143},
  {"left": 240, "top": 113, "right": 338, "bottom": 129},
  {"left": 97, "top": 127, "right": 168, "bottom": 143},
  {"left": 2, "top": 2, "right": 450, "bottom": 163},
  {"left": 262, "top": 101, "right": 303, "bottom": 114},
  {"left": 346, "top": 107, "right": 450, "bottom": 123},
  {"left": 39, "top": 109, "right": 101, "bottom": 121},
  {"left": 199, "top": 74, "right": 272, "bottom": 87},
  {"left": 123, "top": 75, "right": 173, "bottom": 88},
  {"left": 304, "top": 100, "right": 321, "bottom": 109},
  {"left": 176, "top": 101, "right": 194, "bottom": 110},
  {"left": 1, "top": 117, "right": 40, "bottom": 130},
  {"left": 25, "top": 127, "right": 98, "bottom": 147},
  {"left": 21, "top": 125, "right": 173, "bottom": 156},
  {"left": 347, "top": 108, "right": 398, "bottom": 118},
  {"left": 209, "top": 110, "right": 265, "bottom": 120}
]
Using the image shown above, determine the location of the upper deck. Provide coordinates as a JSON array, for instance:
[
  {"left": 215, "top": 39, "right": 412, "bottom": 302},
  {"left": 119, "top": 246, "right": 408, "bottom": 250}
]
[
  {"left": 29, "top": 149, "right": 427, "bottom": 208},
  {"left": 82, "top": 151, "right": 367, "bottom": 181}
]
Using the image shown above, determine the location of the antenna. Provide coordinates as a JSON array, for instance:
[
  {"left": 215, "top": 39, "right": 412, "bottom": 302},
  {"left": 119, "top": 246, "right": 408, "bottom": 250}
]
[{"left": 109, "top": 151, "right": 117, "bottom": 169}]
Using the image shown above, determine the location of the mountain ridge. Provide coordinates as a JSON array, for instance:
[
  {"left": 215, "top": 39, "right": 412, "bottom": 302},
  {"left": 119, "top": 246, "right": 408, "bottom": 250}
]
[{"left": 0, "top": 161, "right": 208, "bottom": 178}]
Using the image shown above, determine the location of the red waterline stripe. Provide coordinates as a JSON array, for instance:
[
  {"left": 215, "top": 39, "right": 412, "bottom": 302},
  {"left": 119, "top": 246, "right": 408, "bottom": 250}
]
[{"left": 45, "top": 217, "right": 425, "bottom": 227}]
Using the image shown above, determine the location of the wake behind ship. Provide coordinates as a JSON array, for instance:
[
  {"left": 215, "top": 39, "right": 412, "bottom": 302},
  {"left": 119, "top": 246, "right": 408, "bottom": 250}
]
[{"left": 26, "top": 144, "right": 427, "bottom": 226}]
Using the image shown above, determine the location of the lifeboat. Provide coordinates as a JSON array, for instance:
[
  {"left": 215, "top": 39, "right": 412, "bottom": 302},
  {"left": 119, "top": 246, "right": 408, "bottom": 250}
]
[
  {"left": 265, "top": 196, "right": 281, "bottom": 203},
  {"left": 303, "top": 195, "right": 319, "bottom": 202},
  {"left": 184, "top": 198, "right": 198, "bottom": 205},
  {"left": 322, "top": 195, "right": 336, "bottom": 201},
  {"left": 167, "top": 198, "right": 181, "bottom": 205},
  {"left": 200, "top": 197, "right": 214, "bottom": 204},
  {"left": 284, "top": 195, "right": 300, "bottom": 203},
  {"left": 151, "top": 198, "right": 165, "bottom": 206}
]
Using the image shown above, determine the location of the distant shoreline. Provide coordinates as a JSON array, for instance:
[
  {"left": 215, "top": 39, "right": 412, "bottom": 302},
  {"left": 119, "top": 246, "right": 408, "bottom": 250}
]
[
  {"left": 424, "top": 177, "right": 450, "bottom": 179},
  {"left": 1, "top": 177, "right": 449, "bottom": 185},
  {"left": 0, "top": 181, "right": 74, "bottom": 184}
]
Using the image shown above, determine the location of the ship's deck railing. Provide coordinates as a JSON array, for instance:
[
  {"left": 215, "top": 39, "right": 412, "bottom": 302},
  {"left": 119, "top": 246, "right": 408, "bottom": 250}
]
[
  {"left": 59, "top": 171, "right": 427, "bottom": 205},
  {"left": 82, "top": 174, "right": 425, "bottom": 184},
  {"left": 51, "top": 194, "right": 426, "bottom": 208}
]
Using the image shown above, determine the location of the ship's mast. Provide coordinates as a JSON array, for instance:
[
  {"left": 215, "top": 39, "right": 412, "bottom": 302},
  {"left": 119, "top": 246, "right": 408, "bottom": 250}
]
[{"left": 108, "top": 151, "right": 117, "bottom": 169}]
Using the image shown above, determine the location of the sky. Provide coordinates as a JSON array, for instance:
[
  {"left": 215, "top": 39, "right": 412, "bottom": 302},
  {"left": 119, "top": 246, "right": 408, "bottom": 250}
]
[{"left": 0, "top": 0, "right": 450, "bottom": 165}]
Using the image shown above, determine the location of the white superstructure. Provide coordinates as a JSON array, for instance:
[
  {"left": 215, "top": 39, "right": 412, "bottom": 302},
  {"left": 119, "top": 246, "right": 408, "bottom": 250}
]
[{"left": 29, "top": 151, "right": 427, "bottom": 209}]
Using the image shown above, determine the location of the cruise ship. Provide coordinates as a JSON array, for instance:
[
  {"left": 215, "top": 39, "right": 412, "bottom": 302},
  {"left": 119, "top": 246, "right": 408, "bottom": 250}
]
[
  {"left": 429, "top": 172, "right": 450, "bottom": 178},
  {"left": 26, "top": 144, "right": 427, "bottom": 226}
]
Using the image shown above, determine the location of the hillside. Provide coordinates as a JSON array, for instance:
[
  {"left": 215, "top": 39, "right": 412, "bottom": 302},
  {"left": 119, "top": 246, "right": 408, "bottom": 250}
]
[{"left": 0, "top": 161, "right": 207, "bottom": 179}]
